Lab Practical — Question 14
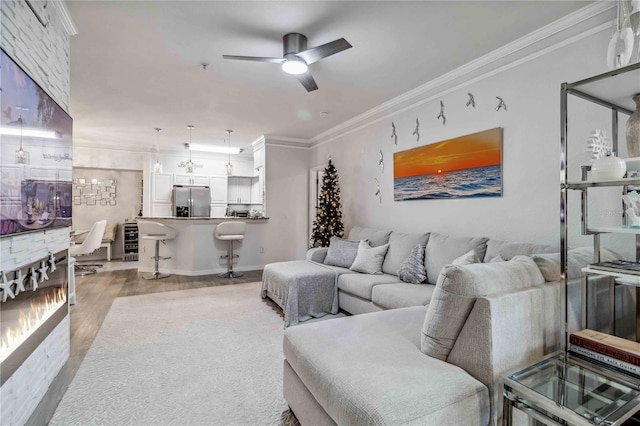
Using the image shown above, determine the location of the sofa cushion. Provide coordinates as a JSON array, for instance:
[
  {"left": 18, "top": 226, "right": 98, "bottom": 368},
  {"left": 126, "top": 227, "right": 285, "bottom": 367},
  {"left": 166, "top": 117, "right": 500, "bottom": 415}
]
[
  {"left": 338, "top": 273, "right": 401, "bottom": 301},
  {"left": 396, "top": 244, "right": 427, "bottom": 284},
  {"left": 348, "top": 226, "right": 392, "bottom": 247},
  {"left": 420, "top": 256, "right": 545, "bottom": 361},
  {"left": 350, "top": 241, "right": 389, "bottom": 274},
  {"left": 283, "top": 307, "right": 490, "bottom": 425},
  {"left": 382, "top": 231, "right": 430, "bottom": 275},
  {"left": 323, "top": 236, "right": 360, "bottom": 268},
  {"left": 424, "top": 233, "right": 488, "bottom": 284},
  {"left": 483, "top": 239, "right": 559, "bottom": 262},
  {"left": 452, "top": 249, "right": 481, "bottom": 265},
  {"left": 372, "top": 283, "right": 436, "bottom": 309},
  {"left": 532, "top": 246, "right": 621, "bottom": 282}
]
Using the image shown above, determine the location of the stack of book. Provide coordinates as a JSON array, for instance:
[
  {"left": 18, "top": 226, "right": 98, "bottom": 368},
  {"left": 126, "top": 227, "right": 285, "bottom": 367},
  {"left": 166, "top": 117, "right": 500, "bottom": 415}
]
[
  {"left": 589, "top": 260, "right": 640, "bottom": 275},
  {"left": 569, "top": 329, "right": 640, "bottom": 377}
]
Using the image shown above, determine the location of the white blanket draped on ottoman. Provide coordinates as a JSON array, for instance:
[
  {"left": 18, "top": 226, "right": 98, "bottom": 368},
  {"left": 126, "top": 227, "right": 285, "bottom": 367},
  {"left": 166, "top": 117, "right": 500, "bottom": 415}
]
[{"left": 261, "top": 260, "right": 338, "bottom": 327}]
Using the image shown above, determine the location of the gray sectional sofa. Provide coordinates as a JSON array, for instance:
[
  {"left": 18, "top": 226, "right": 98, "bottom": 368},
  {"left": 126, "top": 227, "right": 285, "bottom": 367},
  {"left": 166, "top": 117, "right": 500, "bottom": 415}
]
[
  {"left": 305, "top": 226, "right": 558, "bottom": 315},
  {"left": 277, "top": 226, "right": 631, "bottom": 425}
]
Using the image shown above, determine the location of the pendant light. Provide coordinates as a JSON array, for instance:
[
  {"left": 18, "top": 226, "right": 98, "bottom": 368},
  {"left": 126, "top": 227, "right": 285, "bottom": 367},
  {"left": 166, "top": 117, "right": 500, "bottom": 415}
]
[
  {"left": 15, "top": 116, "right": 29, "bottom": 164},
  {"left": 186, "top": 125, "right": 195, "bottom": 174},
  {"left": 153, "top": 127, "right": 163, "bottom": 174},
  {"left": 226, "top": 130, "right": 233, "bottom": 176}
]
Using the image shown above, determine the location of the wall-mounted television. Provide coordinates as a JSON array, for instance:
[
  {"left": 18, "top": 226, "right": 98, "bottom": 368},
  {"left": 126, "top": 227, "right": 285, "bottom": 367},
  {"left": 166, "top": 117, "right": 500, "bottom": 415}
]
[{"left": 0, "top": 48, "right": 73, "bottom": 237}]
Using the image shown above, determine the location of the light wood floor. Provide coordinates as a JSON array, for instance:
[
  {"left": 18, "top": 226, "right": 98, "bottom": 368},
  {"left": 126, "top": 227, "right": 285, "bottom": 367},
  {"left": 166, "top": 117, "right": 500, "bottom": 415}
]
[{"left": 26, "top": 264, "right": 266, "bottom": 425}]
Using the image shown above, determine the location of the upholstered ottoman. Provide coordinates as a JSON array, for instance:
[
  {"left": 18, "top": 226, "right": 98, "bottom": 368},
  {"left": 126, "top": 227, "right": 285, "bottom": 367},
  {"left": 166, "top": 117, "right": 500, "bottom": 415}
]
[{"left": 261, "top": 260, "right": 340, "bottom": 327}]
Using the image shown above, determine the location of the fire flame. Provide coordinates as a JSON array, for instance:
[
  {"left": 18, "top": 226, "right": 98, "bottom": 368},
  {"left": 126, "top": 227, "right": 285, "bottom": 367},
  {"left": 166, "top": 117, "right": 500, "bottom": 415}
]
[{"left": 0, "top": 286, "right": 66, "bottom": 363}]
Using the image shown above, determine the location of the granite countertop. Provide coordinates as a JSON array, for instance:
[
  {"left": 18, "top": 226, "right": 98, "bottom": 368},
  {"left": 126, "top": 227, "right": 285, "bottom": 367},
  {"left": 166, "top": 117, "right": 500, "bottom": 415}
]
[{"left": 140, "top": 216, "right": 269, "bottom": 221}]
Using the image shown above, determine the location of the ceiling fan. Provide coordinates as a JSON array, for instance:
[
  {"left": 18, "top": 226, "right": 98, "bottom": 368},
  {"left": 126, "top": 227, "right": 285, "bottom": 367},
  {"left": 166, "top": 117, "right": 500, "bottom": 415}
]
[{"left": 223, "top": 33, "right": 352, "bottom": 92}]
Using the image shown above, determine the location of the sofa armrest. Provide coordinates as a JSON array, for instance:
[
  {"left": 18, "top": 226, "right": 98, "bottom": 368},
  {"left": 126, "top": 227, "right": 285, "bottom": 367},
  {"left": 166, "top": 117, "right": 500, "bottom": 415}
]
[
  {"left": 447, "top": 281, "right": 563, "bottom": 426},
  {"left": 306, "top": 247, "right": 328, "bottom": 263}
]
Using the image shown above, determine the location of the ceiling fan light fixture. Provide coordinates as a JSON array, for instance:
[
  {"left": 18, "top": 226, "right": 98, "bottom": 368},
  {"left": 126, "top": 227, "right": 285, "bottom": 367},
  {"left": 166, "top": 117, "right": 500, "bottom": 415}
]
[{"left": 282, "top": 56, "right": 308, "bottom": 75}]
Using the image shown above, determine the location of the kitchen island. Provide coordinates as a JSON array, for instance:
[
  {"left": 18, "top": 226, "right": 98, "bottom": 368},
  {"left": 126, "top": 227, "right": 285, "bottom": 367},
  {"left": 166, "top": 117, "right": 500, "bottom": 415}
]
[{"left": 137, "top": 217, "right": 269, "bottom": 276}]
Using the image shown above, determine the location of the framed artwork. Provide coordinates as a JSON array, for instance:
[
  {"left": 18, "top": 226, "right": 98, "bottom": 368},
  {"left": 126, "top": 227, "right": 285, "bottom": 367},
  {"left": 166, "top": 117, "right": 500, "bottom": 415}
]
[{"left": 393, "top": 127, "right": 502, "bottom": 201}]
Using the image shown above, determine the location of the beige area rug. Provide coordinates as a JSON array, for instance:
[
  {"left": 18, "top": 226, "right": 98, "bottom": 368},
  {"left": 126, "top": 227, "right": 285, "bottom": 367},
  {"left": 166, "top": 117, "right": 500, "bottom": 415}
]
[{"left": 50, "top": 282, "right": 302, "bottom": 426}]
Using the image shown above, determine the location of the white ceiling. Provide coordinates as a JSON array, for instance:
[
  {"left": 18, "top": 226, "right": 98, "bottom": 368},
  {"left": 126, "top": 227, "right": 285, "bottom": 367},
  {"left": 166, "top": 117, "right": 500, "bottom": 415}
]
[{"left": 67, "top": 1, "right": 592, "bottom": 154}]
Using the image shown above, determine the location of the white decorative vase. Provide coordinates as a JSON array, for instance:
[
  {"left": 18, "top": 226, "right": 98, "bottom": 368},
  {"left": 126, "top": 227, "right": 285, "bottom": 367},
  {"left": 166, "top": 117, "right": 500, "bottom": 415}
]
[
  {"left": 592, "top": 153, "right": 627, "bottom": 180},
  {"left": 627, "top": 94, "right": 640, "bottom": 158}
]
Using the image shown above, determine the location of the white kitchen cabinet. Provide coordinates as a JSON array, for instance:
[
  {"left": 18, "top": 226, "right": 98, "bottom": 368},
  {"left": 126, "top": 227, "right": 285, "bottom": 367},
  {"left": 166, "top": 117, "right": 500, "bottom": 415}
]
[
  {"left": 174, "top": 173, "right": 209, "bottom": 186},
  {"left": 210, "top": 175, "right": 228, "bottom": 203},
  {"left": 251, "top": 177, "right": 262, "bottom": 204},
  {"left": 174, "top": 173, "right": 191, "bottom": 186},
  {"left": 192, "top": 175, "right": 209, "bottom": 186},
  {"left": 210, "top": 203, "right": 227, "bottom": 218},
  {"left": 152, "top": 173, "right": 173, "bottom": 203},
  {"left": 151, "top": 202, "right": 172, "bottom": 217},
  {"left": 228, "top": 177, "right": 251, "bottom": 204}
]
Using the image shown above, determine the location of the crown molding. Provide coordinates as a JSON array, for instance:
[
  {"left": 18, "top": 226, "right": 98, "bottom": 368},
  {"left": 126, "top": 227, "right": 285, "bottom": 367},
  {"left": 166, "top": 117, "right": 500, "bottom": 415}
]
[
  {"left": 309, "top": 0, "right": 615, "bottom": 147},
  {"left": 264, "top": 135, "right": 312, "bottom": 149},
  {"left": 50, "top": 0, "right": 78, "bottom": 36},
  {"left": 251, "top": 136, "right": 266, "bottom": 151}
]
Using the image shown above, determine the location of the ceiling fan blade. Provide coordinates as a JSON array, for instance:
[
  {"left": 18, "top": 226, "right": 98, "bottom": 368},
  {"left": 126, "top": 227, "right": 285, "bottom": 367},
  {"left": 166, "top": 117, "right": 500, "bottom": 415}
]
[
  {"left": 295, "top": 71, "right": 318, "bottom": 92},
  {"left": 222, "top": 55, "right": 284, "bottom": 64},
  {"left": 297, "top": 38, "right": 352, "bottom": 65}
]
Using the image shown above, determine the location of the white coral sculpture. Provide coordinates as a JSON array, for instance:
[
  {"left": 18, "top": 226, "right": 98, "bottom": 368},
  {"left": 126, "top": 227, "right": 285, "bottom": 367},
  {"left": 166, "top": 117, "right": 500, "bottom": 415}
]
[
  {"left": 622, "top": 190, "right": 640, "bottom": 225},
  {"left": 587, "top": 129, "right": 612, "bottom": 161}
]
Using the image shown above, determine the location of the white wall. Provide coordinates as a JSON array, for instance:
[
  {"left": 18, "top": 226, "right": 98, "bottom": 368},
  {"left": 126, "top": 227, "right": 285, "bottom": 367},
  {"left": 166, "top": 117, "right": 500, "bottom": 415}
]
[
  {"left": 71, "top": 167, "right": 142, "bottom": 260},
  {"left": 304, "top": 23, "right": 619, "bottom": 250},
  {"left": 74, "top": 146, "right": 144, "bottom": 171},
  {"left": 261, "top": 142, "right": 310, "bottom": 262}
]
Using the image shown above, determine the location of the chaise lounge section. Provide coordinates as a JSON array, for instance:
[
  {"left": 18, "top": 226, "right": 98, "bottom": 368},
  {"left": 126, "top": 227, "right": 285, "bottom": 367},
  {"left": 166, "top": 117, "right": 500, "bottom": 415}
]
[{"left": 283, "top": 259, "right": 562, "bottom": 425}]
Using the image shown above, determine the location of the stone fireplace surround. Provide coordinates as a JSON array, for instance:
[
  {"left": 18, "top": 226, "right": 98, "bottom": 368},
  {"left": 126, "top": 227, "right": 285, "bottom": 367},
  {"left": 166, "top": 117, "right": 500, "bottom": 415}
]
[{"left": 0, "top": 228, "right": 70, "bottom": 425}]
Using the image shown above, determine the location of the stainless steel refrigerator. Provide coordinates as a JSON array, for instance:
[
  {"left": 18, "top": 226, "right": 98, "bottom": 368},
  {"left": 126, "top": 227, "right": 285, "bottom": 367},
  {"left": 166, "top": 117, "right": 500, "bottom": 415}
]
[{"left": 172, "top": 185, "right": 211, "bottom": 217}]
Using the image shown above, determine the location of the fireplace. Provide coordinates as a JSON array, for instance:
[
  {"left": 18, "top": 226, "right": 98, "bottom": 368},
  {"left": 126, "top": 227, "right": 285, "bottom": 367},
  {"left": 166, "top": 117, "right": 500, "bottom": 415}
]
[{"left": 0, "top": 249, "right": 68, "bottom": 385}]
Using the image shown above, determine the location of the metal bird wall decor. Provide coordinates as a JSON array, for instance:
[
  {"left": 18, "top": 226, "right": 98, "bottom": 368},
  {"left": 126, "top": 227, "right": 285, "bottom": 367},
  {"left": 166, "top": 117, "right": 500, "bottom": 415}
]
[
  {"left": 495, "top": 96, "right": 507, "bottom": 111},
  {"left": 391, "top": 122, "right": 398, "bottom": 145},
  {"left": 412, "top": 118, "right": 420, "bottom": 143},
  {"left": 374, "top": 178, "right": 382, "bottom": 204},
  {"left": 466, "top": 93, "right": 475, "bottom": 108},
  {"left": 378, "top": 150, "right": 384, "bottom": 173},
  {"left": 437, "top": 101, "right": 446, "bottom": 125}
]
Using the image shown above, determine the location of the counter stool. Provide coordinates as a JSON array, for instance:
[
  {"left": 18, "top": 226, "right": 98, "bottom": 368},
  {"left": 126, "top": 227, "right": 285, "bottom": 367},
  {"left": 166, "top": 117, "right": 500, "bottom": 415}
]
[
  {"left": 215, "top": 221, "right": 246, "bottom": 278},
  {"left": 138, "top": 221, "right": 177, "bottom": 280}
]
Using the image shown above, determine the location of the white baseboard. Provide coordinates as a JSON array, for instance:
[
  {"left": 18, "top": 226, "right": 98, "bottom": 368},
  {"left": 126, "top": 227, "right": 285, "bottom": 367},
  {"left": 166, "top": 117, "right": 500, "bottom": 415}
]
[{"left": 136, "top": 264, "right": 265, "bottom": 277}]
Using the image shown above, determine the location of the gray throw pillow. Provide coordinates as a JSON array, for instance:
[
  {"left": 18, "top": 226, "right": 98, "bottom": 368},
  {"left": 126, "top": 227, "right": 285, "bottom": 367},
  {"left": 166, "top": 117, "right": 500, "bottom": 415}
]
[
  {"left": 420, "top": 256, "right": 545, "bottom": 361},
  {"left": 396, "top": 244, "right": 427, "bottom": 284},
  {"left": 323, "top": 236, "right": 360, "bottom": 268},
  {"left": 350, "top": 241, "right": 390, "bottom": 274}
]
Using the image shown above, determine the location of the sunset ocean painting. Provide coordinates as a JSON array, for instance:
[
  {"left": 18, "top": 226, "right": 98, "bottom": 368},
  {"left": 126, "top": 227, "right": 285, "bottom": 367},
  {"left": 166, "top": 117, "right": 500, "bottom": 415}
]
[{"left": 394, "top": 128, "right": 502, "bottom": 200}]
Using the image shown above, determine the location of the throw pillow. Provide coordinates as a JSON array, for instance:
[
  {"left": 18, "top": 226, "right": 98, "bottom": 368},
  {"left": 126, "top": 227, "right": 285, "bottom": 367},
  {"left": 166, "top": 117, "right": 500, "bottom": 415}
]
[
  {"left": 323, "top": 236, "right": 360, "bottom": 268},
  {"left": 424, "top": 232, "right": 489, "bottom": 284},
  {"left": 420, "top": 256, "right": 545, "bottom": 361},
  {"left": 396, "top": 244, "right": 427, "bottom": 284},
  {"left": 350, "top": 241, "right": 390, "bottom": 274},
  {"left": 451, "top": 249, "right": 481, "bottom": 266},
  {"left": 488, "top": 254, "right": 505, "bottom": 263}
]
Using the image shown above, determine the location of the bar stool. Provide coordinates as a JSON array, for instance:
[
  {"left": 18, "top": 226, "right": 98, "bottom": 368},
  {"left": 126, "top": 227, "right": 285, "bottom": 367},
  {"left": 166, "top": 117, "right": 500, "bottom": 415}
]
[
  {"left": 215, "top": 221, "right": 246, "bottom": 278},
  {"left": 138, "top": 221, "right": 177, "bottom": 280}
]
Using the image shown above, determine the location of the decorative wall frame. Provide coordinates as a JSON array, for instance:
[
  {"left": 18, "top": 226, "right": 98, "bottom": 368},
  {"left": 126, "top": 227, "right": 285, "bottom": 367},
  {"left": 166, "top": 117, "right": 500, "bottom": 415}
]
[
  {"left": 393, "top": 127, "right": 503, "bottom": 201},
  {"left": 73, "top": 178, "right": 117, "bottom": 206}
]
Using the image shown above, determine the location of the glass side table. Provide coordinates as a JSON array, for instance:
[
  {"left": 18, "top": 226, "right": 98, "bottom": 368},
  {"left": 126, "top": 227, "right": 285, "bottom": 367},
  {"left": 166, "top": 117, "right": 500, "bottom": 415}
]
[{"left": 503, "top": 351, "right": 640, "bottom": 426}]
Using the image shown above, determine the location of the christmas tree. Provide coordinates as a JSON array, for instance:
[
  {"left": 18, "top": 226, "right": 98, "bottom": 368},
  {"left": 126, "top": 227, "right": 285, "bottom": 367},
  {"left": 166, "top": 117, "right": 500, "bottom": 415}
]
[{"left": 311, "top": 159, "right": 344, "bottom": 247}]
